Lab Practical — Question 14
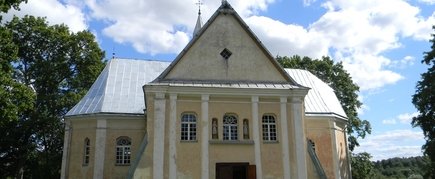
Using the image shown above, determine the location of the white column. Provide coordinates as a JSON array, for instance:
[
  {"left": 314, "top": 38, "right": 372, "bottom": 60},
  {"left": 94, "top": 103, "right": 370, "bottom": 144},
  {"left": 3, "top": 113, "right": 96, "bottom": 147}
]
[
  {"left": 291, "top": 97, "right": 307, "bottom": 178},
  {"left": 169, "top": 94, "right": 177, "bottom": 179},
  {"left": 94, "top": 119, "right": 107, "bottom": 179},
  {"left": 60, "top": 119, "right": 71, "bottom": 179},
  {"left": 201, "top": 94, "right": 210, "bottom": 179},
  {"left": 153, "top": 93, "right": 166, "bottom": 179},
  {"left": 280, "top": 97, "right": 291, "bottom": 179},
  {"left": 251, "top": 96, "right": 263, "bottom": 179}
]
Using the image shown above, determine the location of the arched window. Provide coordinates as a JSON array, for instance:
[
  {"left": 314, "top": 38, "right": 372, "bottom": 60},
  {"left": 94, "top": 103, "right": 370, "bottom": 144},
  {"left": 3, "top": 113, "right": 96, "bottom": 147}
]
[
  {"left": 83, "top": 138, "right": 90, "bottom": 165},
  {"left": 262, "top": 115, "right": 277, "bottom": 141},
  {"left": 223, "top": 114, "right": 238, "bottom": 140},
  {"left": 181, "top": 113, "right": 197, "bottom": 141},
  {"left": 116, "top": 137, "right": 131, "bottom": 165}
]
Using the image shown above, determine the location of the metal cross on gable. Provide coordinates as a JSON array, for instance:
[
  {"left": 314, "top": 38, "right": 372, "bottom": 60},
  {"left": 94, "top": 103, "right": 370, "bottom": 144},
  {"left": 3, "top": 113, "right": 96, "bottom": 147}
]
[{"left": 195, "top": 0, "right": 203, "bottom": 14}]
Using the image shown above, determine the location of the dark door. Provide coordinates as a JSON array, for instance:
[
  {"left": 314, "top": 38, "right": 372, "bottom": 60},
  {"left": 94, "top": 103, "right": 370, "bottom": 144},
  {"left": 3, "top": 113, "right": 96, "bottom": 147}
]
[{"left": 216, "top": 163, "right": 256, "bottom": 179}]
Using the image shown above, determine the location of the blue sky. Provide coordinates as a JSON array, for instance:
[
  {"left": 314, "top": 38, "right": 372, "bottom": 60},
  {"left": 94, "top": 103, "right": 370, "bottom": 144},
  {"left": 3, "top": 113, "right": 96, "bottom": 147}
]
[{"left": 4, "top": 0, "right": 435, "bottom": 161}]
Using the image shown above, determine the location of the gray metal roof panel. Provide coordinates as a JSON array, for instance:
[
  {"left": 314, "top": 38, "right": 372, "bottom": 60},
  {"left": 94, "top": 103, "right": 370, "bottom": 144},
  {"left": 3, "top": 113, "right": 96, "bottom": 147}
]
[
  {"left": 285, "top": 69, "right": 347, "bottom": 119},
  {"left": 66, "top": 59, "right": 170, "bottom": 116}
]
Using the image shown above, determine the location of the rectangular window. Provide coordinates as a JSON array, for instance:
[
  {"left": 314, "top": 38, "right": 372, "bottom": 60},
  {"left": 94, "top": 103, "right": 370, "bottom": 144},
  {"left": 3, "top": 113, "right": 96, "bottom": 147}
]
[
  {"left": 262, "top": 115, "right": 277, "bottom": 141},
  {"left": 116, "top": 137, "right": 131, "bottom": 165},
  {"left": 181, "top": 114, "right": 197, "bottom": 141}
]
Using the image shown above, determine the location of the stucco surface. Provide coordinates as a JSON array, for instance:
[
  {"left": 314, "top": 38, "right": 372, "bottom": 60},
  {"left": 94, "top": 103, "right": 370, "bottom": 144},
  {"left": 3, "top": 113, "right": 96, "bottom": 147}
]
[{"left": 165, "top": 14, "right": 288, "bottom": 83}]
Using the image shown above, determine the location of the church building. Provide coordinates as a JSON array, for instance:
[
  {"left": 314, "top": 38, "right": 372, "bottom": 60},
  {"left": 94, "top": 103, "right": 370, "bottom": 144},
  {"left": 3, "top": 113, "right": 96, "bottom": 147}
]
[{"left": 61, "top": 1, "right": 351, "bottom": 179}]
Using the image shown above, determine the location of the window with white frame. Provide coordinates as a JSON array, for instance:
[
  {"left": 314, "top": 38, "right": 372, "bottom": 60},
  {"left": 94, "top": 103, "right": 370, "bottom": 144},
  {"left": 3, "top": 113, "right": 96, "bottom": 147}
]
[
  {"left": 181, "top": 113, "right": 197, "bottom": 141},
  {"left": 116, "top": 137, "right": 131, "bottom": 165},
  {"left": 223, "top": 114, "right": 238, "bottom": 140},
  {"left": 83, "top": 138, "right": 90, "bottom": 165},
  {"left": 262, "top": 115, "right": 277, "bottom": 141}
]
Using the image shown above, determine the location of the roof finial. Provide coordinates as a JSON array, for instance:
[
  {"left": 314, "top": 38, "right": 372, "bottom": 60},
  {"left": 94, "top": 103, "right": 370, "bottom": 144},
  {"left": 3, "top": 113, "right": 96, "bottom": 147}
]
[
  {"left": 193, "top": 0, "right": 203, "bottom": 36},
  {"left": 196, "top": 0, "right": 203, "bottom": 15},
  {"left": 112, "top": 46, "right": 116, "bottom": 59}
]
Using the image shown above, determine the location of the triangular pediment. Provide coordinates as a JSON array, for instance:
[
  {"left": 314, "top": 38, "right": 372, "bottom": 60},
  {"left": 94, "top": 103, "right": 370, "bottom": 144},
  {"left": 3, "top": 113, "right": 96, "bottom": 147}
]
[{"left": 155, "top": 2, "right": 297, "bottom": 84}]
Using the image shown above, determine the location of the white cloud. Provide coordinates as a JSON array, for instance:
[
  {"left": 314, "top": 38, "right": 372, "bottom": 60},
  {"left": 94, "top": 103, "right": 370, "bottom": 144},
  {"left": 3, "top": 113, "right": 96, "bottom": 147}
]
[
  {"left": 389, "top": 56, "right": 415, "bottom": 69},
  {"left": 357, "top": 94, "right": 369, "bottom": 115},
  {"left": 380, "top": 112, "right": 419, "bottom": 125},
  {"left": 382, "top": 119, "right": 396, "bottom": 125},
  {"left": 303, "top": 0, "right": 317, "bottom": 6},
  {"left": 244, "top": 0, "right": 434, "bottom": 91},
  {"left": 3, "top": 0, "right": 87, "bottom": 32},
  {"left": 397, "top": 112, "right": 419, "bottom": 124},
  {"left": 418, "top": 0, "right": 435, "bottom": 5},
  {"left": 354, "top": 129, "right": 424, "bottom": 160},
  {"left": 81, "top": 0, "right": 276, "bottom": 55},
  {"left": 245, "top": 16, "right": 329, "bottom": 58}
]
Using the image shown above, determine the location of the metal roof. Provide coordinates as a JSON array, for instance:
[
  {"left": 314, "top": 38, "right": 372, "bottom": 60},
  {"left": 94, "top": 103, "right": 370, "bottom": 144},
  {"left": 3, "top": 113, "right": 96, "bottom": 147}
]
[
  {"left": 285, "top": 69, "right": 347, "bottom": 119},
  {"left": 66, "top": 58, "right": 170, "bottom": 116},
  {"left": 66, "top": 59, "right": 347, "bottom": 120}
]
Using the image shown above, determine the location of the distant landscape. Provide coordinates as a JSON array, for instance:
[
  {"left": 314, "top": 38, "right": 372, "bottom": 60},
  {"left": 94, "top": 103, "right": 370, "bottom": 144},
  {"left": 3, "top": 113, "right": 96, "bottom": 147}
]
[{"left": 373, "top": 156, "right": 430, "bottom": 179}]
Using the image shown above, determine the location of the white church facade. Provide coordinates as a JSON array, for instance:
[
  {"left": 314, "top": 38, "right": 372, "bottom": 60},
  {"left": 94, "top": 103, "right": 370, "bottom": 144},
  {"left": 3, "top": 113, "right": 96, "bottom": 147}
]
[{"left": 61, "top": 1, "right": 351, "bottom": 179}]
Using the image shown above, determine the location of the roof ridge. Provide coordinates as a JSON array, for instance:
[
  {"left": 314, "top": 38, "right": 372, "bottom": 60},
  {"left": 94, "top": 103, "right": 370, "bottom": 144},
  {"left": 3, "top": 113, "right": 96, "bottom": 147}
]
[
  {"left": 95, "top": 59, "right": 114, "bottom": 113},
  {"left": 111, "top": 58, "right": 172, "bottom": 63}
]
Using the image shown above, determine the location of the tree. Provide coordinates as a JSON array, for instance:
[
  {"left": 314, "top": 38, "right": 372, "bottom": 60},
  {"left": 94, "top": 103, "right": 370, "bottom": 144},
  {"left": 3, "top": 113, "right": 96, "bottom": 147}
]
[
  {"left": 277, "top": 55, "right": 371, "bottom": 151},
  {"left": 0, "top": 15, "right": 105, "bottom": 178},
  {"left": 0, "top": 0, "right": 27, "bottom": 13},
  {"left": 412, "top": 25, "right": 435, "bottom": 178},
  {"left": 0, "top": 21, "right": 35, "bottom": 179},
  {"left": 351, "top": 152, "right": 375, "bottom": 179}
]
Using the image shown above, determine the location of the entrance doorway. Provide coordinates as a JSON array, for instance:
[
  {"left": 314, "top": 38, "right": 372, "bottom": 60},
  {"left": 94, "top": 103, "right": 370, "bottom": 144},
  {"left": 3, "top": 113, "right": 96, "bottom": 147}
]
[{"left": 216, "top": 163, "right": 256, "bottom": 179}]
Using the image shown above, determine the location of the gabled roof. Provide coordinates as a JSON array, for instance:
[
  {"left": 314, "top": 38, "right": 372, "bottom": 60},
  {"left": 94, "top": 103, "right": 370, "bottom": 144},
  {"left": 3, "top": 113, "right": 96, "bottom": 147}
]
[
  {"left": 154, "top": 1, "right": 299, "bottom": 85},
  {"left": 66, "top": 59, "right": 170, "bottom": 117},
  {"left": 66, "top": 59, "right": 347, "bottom": 120}
]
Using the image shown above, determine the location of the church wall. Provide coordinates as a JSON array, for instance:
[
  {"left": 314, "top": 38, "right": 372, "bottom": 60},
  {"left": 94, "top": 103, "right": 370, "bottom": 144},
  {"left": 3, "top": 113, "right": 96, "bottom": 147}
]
[
  {"left": 142, "top": 94, "right": 156, "bottom": 179},
  {"left": 165, "top": 14, "right": 287, "bottom": 82},
  {"left": 306, "top": 117, "right": 343, "bottom": 179},
  {"left": 103, "top": 118, "right": 146, "bottom": 178},
  {"left": 67, "top": 119, "right": 96, "bottom": 179},
  {"left": 259, "top": 99, "right": 284, "bottom": 178},
  {"left": 208, "top": 96, "right": 254, "bottom": 178},
  {"left": 144, "top": 86, "right": 314, "bottom": 179},
  {"left": 335, "top": 121, "right": 350, "bottom": 179},
  {"left": 175, "top": 97, "right": 202, "bottom": 179}
]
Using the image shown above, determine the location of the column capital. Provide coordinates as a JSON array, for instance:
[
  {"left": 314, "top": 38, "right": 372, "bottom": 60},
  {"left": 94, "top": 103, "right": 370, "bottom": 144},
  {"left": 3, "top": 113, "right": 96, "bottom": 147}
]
[
  {"left": 201, "top": 94, "right": 209, "bottom": 101},
  {"left": 169, "top": 93, "right": 177, "bottom": 100},
  {"left": 291, "top": 96, "right": 303, "bottom": 103},
  {"left": 155, "top": 92, "right": 165, "bottom": 99},
  {"left": 251, "top": 96, "right": 259, "bottom": 103},
  {"left": 280, "top": 96, "right": 288, "bottom": 103}
]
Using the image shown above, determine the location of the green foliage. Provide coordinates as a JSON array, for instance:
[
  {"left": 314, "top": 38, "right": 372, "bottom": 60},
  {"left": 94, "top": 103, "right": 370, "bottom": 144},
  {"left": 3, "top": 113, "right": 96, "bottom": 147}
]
[
  {"left": 276, "top": 55, "right": 371, "bottom": 151},
  {"left": 351, "top": 152, "right": 375, "bottom": 179},
  {"left": 372, "top": 156, "right": 430, "bottom": 179},
  {"left": 0, "top": 23, "right": 35, "bottom": 179},
  {"left": 0, "top": 16, "right": 105, "bottom": 178},
  {"left": 412, "top": 25, "right": 435, "bottom": 178},
  {"left": 0, "top": 0, "right": 27, "bottom": 13}
]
